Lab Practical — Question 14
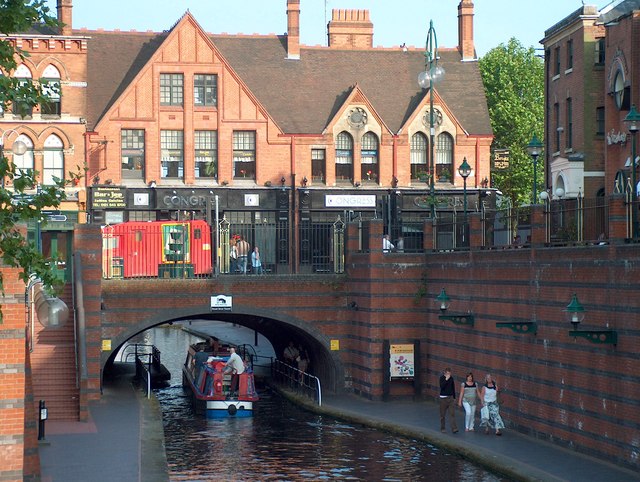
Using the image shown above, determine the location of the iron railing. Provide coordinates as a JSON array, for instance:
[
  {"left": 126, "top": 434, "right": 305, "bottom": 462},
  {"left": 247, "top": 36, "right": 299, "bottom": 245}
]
[
  {"left": 101, "top": 196, "right": 636, "bottom": 279},
  {"left": 272, "top": 359, "right": 322, "bottom": 406}
]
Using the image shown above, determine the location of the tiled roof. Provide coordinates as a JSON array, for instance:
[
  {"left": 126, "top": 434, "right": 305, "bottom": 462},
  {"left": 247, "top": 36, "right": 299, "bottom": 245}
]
[
  {"left": 84, "top": 30, "right": 491, "bottom": 136},
  {"left": 212, "top": 36, "right": 491, "bottom": 135},
  {"left": 86, "top": 31, "right": 166, "bottom": 130}
]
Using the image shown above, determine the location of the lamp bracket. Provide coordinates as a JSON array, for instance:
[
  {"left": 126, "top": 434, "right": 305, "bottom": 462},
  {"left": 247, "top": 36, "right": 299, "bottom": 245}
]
[
  {"left": 496, "top": 321, "right": 537, "bottom": 334},
  {"left": 439, "top": 313, "right": 474, "bottom": 326},
  {"left": 569, "top": 330, "right": 617, "bottom": 345}
]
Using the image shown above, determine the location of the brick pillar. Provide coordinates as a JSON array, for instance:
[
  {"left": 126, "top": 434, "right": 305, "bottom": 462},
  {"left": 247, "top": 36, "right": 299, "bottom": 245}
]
[
  {"left": 0, "top": 266, "right": 33, "bottom": 482},
  {"left": 423, "top": 219, "right": 434, "bottom": 250},
  {"left": 468, "top": 211, "right": 482, "bottom": 248},
  {"left": 73, "top": 224, "right": 104, "bottom": 419},
  {"left": 530, "top": 203, "right": 547, "bottom": 246},
  {"left": 369, "top": 219, "right": 384, "bottom": 256},
  {"left": 608, "top": 194, "right": 628, "bottom": 243}
]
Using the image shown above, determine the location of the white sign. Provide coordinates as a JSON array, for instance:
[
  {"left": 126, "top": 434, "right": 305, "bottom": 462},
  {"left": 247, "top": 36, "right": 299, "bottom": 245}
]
[
  {"left": 211, "top": 294, "right": 232, "bottom": 311},
  {"left": 134, "top": 193, "right": 149, "bottom": 206},
  {"left": 244, "top": 194, "right": 259, "bottom": 206},
  {"left": 325, "top": 194, "right": 376, "bottom": 208}
]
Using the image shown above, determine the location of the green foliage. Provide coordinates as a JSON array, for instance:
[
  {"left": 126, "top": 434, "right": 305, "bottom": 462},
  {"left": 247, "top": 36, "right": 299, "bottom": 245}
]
[
  {"left": 479, "top": 38, "right": 544, "bottom": 207},
  {"left": 0, "top": 1, "right": 63, "bottom": 320}
]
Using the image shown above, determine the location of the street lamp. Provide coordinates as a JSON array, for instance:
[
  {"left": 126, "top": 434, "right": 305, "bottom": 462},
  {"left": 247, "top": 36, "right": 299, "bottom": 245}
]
[
  {"left": 0, "top": 129, "right": 28, "bottom": 188},
  {"left": 526, "top": 134, "right": 543, "bottom": 205},
  {"left": 457, "top": 157, "right": 471, "bottom": 244},
  {"left": 418, "top": 20, "right": 445, "bottom": 218},
  {"left": 624, "top": 104, "right": 640, "bottom": 238}
]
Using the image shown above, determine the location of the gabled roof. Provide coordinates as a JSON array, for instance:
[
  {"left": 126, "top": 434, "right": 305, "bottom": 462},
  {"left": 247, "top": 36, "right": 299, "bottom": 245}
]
[
  {"left": 86, "top": 31, "right": 166, "bottom": 130},
  {"left": 83, "top": 26, "right": 491, "bottom": 136},
  {"left": 211, "top": 36, "right": 491, "bottom": 135}
]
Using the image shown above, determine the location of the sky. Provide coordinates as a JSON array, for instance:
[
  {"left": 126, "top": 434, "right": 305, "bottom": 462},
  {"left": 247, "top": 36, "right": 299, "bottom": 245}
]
[{"left": 44, "top": 0, "right": 610, "bottom": 57}]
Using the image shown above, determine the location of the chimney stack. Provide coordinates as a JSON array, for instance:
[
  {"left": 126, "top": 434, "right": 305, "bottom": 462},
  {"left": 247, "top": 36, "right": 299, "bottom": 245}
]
[
  {"left": 57, "top": 0, "right": 73, "bottom": 36},
  {"left": 328, "top": 9, "right": 373, "bottom": 49},
  {"left": 287, "top": 0, "right": 300, "bottom": 60},
  {"left": 458, "top": 0, "right": 475, "bottom": 60}
]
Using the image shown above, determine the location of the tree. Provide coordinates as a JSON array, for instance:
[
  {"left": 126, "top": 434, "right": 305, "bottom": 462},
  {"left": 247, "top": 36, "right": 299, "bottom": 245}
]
[
  {"left": 479, "top": 38, "right": 544, "bottom": 207},
  {"left": 0, "top": 1, "right": 70, "bottom": 320}
]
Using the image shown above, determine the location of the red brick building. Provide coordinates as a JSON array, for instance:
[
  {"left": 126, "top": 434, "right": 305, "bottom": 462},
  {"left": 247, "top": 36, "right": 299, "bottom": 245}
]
[
  {"left": 3, "top": 0, "right": 492, "bottom": 251},
  {"left": 542, "top": 1, "right": 640, "bottom": 200}
]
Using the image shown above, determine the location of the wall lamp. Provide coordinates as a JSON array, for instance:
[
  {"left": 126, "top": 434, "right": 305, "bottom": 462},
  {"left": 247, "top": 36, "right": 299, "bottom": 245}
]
[
  {"left": 566, "top": 294, "right": 617, "bottom": 345},
  {"left": 436, "top": 288, "right": 474, "bottom": 326},
  {"left": 281, "top": 176, "right": 286, "bottom": 187},
  {"left": 302, "top": 176, "right": 308, "bottom": 187},
  {"left": 348, "top": 301, "right": 358, "bottom": 311}
]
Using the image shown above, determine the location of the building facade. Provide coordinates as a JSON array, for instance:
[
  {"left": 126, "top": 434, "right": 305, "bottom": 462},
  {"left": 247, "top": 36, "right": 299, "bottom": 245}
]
[
  {"left": 542, "top": 1, "right": 640, "bottom": 200},
  {"left": 2, "top": 0, "right": 493, "bottom": 273}
]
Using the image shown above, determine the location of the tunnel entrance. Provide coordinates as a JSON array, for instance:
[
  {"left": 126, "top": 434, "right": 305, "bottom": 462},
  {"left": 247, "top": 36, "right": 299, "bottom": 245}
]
[{"left": 102, "top": 312, "right": 344, "bottom": 395}]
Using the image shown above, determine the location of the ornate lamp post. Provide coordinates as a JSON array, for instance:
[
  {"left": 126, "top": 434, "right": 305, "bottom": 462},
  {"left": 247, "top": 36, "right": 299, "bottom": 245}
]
[
  {"left": 526, "top": 134, "right": 543, "bottom": 205},
  {"left": 0, "top": 129, "right": 28, "bottom": 188},
  {"left": 624, "top": 104, "right": 640, "bottom": 238},
  {"left": 457, "top": 157, "right": 471, "bottom": 245},
  {"left": 418, "top": 20, "right": 445, "bottom": 218}
]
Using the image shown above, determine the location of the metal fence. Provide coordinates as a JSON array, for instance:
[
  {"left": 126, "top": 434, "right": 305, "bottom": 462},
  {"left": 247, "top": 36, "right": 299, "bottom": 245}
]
[
  {"left": 271, "top": 359, "right": 322, "bottom": 406},
  {"left": 101, "top": 196, "right": 634, "bottom": 279},
  {"left": 102, "top": 216, "right": 346, "bottom": 279}
]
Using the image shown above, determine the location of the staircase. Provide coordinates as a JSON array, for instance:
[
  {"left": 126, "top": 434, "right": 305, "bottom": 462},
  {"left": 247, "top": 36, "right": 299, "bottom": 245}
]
[{"left": 30, "top": 283, "right": 79, "bottom": 421}]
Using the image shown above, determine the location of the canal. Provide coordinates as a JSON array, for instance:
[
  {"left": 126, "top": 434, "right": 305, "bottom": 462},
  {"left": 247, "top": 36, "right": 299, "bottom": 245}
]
[{"left": 133, "top": 324, "right": 504, "bottom": 481}]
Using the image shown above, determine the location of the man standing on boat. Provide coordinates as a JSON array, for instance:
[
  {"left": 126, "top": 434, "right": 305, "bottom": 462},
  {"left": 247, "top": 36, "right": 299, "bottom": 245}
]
[{"left": 225, "top": 347, "right": 245, "bottom": 397}]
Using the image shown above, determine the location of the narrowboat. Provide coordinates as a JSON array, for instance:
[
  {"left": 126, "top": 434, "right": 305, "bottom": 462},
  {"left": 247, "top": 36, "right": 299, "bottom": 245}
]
[{"left": 182, "top": 341, "right": 258, "bottom": 418}]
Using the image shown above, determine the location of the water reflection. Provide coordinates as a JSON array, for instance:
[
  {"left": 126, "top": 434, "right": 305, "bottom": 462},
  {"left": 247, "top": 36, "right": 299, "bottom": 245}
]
[{"left": 139, "top": 326, "right": 502, "bottom": 481}]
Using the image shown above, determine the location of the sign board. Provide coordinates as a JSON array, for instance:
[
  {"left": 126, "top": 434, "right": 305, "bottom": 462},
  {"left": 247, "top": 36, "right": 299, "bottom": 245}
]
[
  {"left": 492, "top": 149, "right": 510, "bottom": 171},
  {"left": 101, "top": 339, "right": 112, "bottom": 351},
  {"left": 244, "top": 194, "right": 259, "bottom": 206},
  {"left": 330, "top": 339, "right": 340, "bottom": 351},
  {"left": 211, "top": 294, "right": 232, "bottom": 311},
  {"left": 92, "top": 187, "right": 127, "bottom": 209},
  {"left": 389, "top": 343, "right": 414, "bottom": 379},
  {"left": 325, "top": 194, "right": 376, "bottom": 208}
]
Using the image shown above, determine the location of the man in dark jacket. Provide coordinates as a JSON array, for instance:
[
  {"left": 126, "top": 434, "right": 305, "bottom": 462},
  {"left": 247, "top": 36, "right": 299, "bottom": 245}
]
[{"left": 439, "top": 367, "right": 458, "bottom": 433}]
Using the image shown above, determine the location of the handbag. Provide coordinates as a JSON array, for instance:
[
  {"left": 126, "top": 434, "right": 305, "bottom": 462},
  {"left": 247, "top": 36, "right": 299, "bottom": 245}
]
[{"left": 480, "top": 405, "right": 489, "bottom": 420}]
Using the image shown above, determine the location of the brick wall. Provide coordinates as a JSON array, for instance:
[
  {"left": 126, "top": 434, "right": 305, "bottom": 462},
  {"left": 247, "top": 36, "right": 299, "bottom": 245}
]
[
  {"left": 345, "top": 220, "right": 640, "bottom": 470},
  {"left": 0, "top": 266, "right": 40, "bottom": 482}
]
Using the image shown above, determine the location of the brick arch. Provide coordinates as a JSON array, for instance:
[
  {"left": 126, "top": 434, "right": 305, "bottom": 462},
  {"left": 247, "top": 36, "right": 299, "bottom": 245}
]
[
  {"left": 101, "top": 303, "right": 345, "bottom": 393},
  {"left": 36, "top": 127, "right": 72, "bottom": 148},
  {"left": 33, "top": 56, "right": 70, "bottom": 80}
]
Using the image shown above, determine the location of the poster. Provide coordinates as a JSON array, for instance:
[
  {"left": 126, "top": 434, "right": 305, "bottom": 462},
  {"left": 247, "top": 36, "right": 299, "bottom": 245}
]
[{"left": 389, "top": 344, "right": 414, "bottom": 379}]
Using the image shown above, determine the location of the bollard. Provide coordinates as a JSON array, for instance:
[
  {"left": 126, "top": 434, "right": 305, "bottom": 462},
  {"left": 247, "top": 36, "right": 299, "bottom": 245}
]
[{"left": 38, "top": 400, "right": 48, "bottom": 440}]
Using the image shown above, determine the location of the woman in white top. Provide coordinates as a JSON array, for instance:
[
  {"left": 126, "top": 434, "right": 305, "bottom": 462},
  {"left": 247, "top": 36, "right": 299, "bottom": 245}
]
[
  {"left": 457, "top": 372, "right": 481, "bottom": 431},
  {"left": 479, "top": 373, "right": 505, "bottom": 435}
]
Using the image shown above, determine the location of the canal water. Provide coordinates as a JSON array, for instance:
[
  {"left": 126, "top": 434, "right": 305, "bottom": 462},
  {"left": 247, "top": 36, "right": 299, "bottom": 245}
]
[{"left": 133, "top": 324, "right": 503, "bottom": 481}]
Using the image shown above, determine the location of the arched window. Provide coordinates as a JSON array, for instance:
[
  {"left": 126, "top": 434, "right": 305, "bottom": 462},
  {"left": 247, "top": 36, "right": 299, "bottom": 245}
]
[
  {"left": 12, "top": 134, "right": 34, "bottom": 179},
  {"left": 411, "top": 132, "right": 428, "bottom": 180},
  {"left": 12, "top": 64, "right": 33, "bottom": 117},
  {"left": 436, "top": 132, "right": 454, "bottom": 181},
  {"left": 41, "top": 65, "right": 61, "bottom": 116},
  {"left": 335, "top": 131, "right": 353, "bottom": 182},
  {"left": 43, "top": 134, "right": 64, "bottom": 185},
  {"left": 361, "top": 132, "right": 378, "bottom": 182}
]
